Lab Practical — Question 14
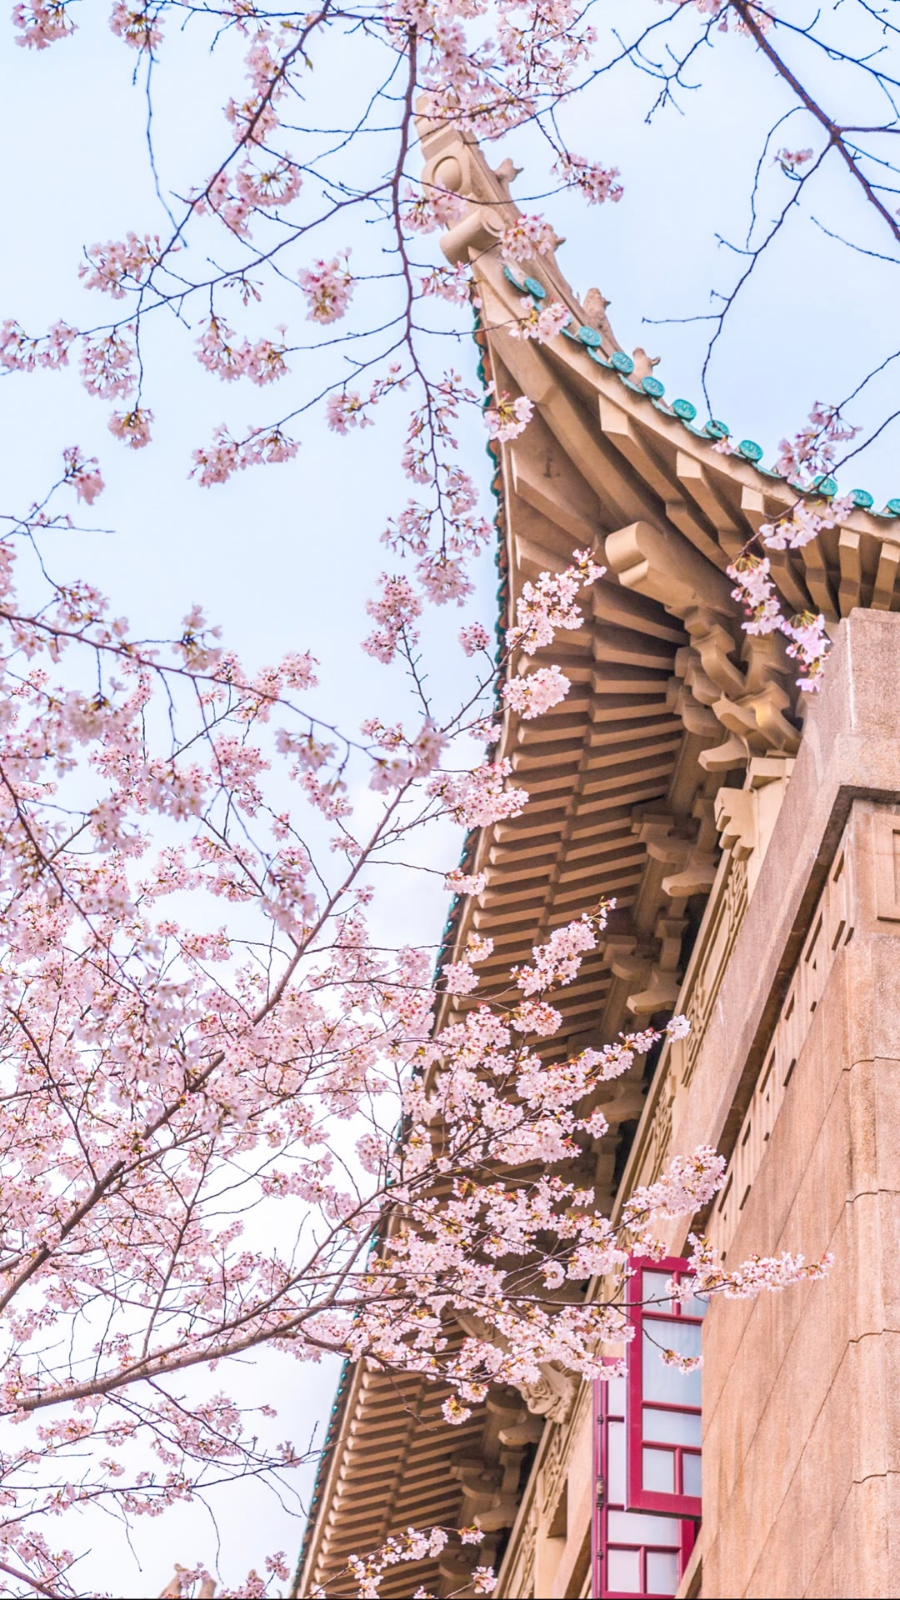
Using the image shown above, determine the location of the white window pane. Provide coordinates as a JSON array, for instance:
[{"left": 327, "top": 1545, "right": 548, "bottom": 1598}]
[
  {"left": 642, "top": 1270, "right": 673, "bottom": 1310},
  {"left": 644, "top": 1407, "right": 702, "bottom": 1447},
  {"left": 646, "top": 1550, "right": 680, "bottom": 1595},
  {"left": 607, "top": 1374, "right": 627, "bottom": 1417},
  {"left": 608, "top": 1419, "right": 627, "bottom": 1503},
  {"left": 642, "top": 1446, "right": 675, "bottom": 1493},
  {"left": 607, "top": 1548, "right": 642, "bottom": 1593},
  {"left": 679, "top": 1287, "right": 708, "bottom": 1320},
  {"left": 683, "top": 1450, "right": 702, "bottom": 1497},
  {"left": 607, "top": 1510, "right": 680, "bottom": 1544},
  {"left": 642, "top": 1326, "right": 702, "bottom": 1407}
]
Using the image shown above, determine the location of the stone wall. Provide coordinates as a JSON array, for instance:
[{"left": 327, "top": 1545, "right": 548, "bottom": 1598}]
[
  {"left": 698, "top": 797, "right": 900, "bottom": 1597},
  {"left": 673, "top": 610, "right": 900, "bottom": 1599},
  {"left": 495, "top": 610, "right": 900, "bottom": 1600}
]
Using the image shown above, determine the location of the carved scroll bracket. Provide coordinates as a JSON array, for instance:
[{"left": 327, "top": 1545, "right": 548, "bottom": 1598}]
[
  {"left": 513, "top": 1363, "right": 577, "bottom": 1426},
  {"left": 715, "top": 756, "right": 796, "bottom": 894},
  {"left": 626, "top": 913, "right": 686, "bottom": 1017},
  {"left": 606, "top": 521, "right": 803, "bottom": 772}
]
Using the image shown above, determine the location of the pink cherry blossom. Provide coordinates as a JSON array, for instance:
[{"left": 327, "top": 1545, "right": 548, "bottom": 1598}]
[
  {"left": 500, "top": 214, "right": 557, "bottom": 262},
  {"left": 432, "top": 758, "right": 529, "bottom": 828},
  {"left": 681, "top": 1233, "right": 834, "bottom": 1300},
  {"left": 759, "top": 496, "right": 852, "bottom": 551},
  {"left": 514, "top": 913, "right": 600, "bottom": 996},
  {"left": 402, "top": 182, "right": 468, "bottom": 234},
  {"left": 110, "top": 2, "right": 163, "bottom": 50},
  {"left": 235, "top": 159, "right": 303, "bottom": 208},
  {"left": 511, "top": 999, "right": 563, "bottom": 1036},
  {"left": 507, "top": 549, "right": 604, "bottom": 655},
  {"left": 777, "top": 146, "right": 814, "bottom": 172},
  {"left": 659, "top": 1349, "right": 703, "bottom": 1374},
  {"left": 362, "top": 573, "right": 423, "bottom": 663},
  {"left": 774, "top": 402, "right": 859, "bottom": 488},
  {"left": 327, "top": 391, "right": 371, "bottom": 433},
  {"left": 0, "top": 316, "right": 76, "bottom": 371},
  {"left": 369, "top": 719, "right": 447, "bottom": 790},
  {"left": 198, "top": 169, "right": 253, "bottom": 236},
  {"left": 444, "top": 869, "right": 487, "bottom": 895},
  {"left": 502, "top": 664, "right": 571, "bottom": 718},
  {"left": 783, "top": 609, "right": 830, "bottom": 688},
  {"left": 554, "top": 150, "right": 623, "bottom": 204},
  {"left": 729, "top": 557, "right": 829, "bottom": 688},
  {"left": 79, "top": 329, "right": 137, "bottom": 399},
  {"left": 195, "top": 317, "right": 289, "bottom": 386},
  {"left": 666, "top": 0, "right": 775, "bottom": 31},
  {"left": 225, "top": 86, "right": 281, "bottom": 148},
  {"left": 459, "top": 621, "right": 490, "bottom": 656},
  {"left": 510, "top": 297, "right": 572, "bottom": 343},
  {"left": 443, "top": 959, "right": 478, "bottom": 995},
  {"left": 80, "top": 231, "right": 161, "bottom": 296},
  {"left": 420, "top": 262, "right": 473, "bottom": 303},
  {"left": 728, "top": 555, "right": 783, "bottom": 636},
  {"left": 62, "top": 444, "right": 104, "bottom": 505},
  {"left": 624, "top": 1147, "right": 726, "bottom": 1223},
  {"left": 190, "top": 423, "right": 300, "bottom": 486},
  {"left": 108, "top": 406, "right": 154, "bottom": 449},
  {"left": 298, "top": 254, "right": 354, "bottom": 323},
  {"left": 13, "top": 0, "right": 74, "bottom": 48},
  {"left": 484, "top": 391, "right": 533, "bottom": 442}
]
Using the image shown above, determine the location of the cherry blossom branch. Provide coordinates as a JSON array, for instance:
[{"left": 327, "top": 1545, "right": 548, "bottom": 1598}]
[{"left": 733, "top": 0, "right": 900, "bottom": 243}]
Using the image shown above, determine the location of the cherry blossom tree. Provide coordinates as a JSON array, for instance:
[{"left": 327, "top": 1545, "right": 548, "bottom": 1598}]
[{"left": 2, "top": 1, "right": 890, "bottom": 1594}]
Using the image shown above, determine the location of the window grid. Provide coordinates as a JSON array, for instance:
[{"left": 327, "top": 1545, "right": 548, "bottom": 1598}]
[
  {"left": 626, "top": 1257, "right": 704, "bottom": 1521},
  {"left": 592, "top": 1371, "right": 695, "bottom": 1599}
]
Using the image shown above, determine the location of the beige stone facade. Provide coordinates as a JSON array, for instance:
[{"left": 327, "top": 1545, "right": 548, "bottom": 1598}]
[
  {"left": 295, "top": 124, "right": 900, "bottom": 1600},
  {"left": 496, "top": 612, "right": 900, "bottom": 1600}
]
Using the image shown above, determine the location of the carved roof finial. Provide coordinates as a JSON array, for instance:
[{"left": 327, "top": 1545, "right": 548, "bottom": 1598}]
[
  {"left": 631, "top": 346, "right": 661, "bottom": 381},
  {"left": 582, "top": 287, "right": 620, "bottom": 353}
]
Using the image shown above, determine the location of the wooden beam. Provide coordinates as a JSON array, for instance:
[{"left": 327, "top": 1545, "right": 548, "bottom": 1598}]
[
  {"left": 597, "top": 395, "right": 682, "bottom": 504},
  {"left": 872, "top": 539, "right": 900, "bottom": 610},
  {"left": 798, "top": 540, "right": 839, "bottom": 621},
  {"left": 495, "top": 330, "right": 664, "bottom": 529},
  {"left": 675, "top": 451, "right": 744, "bottom": 562},
  {"left": 510, "top": 449, "right": 602, "bottom": 548},
  {"left": 605, "top": 519, "right": 734, "bottom": 617},
  {"left": 838, "top": 527, "right": 861, "bottom": 616}
]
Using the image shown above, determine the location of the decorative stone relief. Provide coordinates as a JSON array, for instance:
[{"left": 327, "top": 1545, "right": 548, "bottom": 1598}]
[
  {"left": 518, "top": 1517, "right": 537, "bottom": 1600},
  {"left": 649, "top": 1071, "right": 677, "bottom": 1185},
  {"left": 540, "top": 1426, "right": 566, "bottom": 1520},
  {"left": 617, "top": 757, "right": 793, "bottom": 1192},
  {"left": 515, "top": 1362, "right": 576, "bottom": 1424}
]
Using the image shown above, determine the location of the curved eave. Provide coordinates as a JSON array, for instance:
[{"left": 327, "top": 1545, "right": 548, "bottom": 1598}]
[{"left": 296, "top": 1358, "right": 491, "bottom": 1599}]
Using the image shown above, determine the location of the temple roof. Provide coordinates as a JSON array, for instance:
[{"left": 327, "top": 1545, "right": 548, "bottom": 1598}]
[{"left": 294, "top": 121, "right": 900, "bottom": 1600}]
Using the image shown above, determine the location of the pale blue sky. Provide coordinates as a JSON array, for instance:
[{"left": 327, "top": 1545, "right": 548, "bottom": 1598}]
[{"left": 1, "top": 3, "right": 897, "bottom": 1593}]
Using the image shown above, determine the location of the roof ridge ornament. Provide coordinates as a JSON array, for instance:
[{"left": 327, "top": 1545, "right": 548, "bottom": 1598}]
[{"left": 416, "top": 104, "right": 625, "bottom": 354}]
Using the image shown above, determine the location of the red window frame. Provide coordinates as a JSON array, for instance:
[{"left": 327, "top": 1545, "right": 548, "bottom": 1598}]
[
  {"left": 592, "top": 1368, "right": 696, "bottom": 1599},
  {"left": 626, "top": 1256, "right": 703, "bottom": 1521}
]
